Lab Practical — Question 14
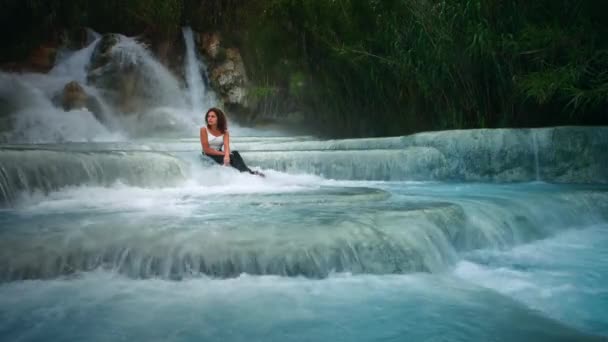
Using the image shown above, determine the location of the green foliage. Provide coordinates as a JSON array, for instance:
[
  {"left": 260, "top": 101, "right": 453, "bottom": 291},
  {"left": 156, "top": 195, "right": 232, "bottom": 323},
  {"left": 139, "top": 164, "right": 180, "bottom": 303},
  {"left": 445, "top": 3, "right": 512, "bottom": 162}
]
[
  {"left": 289, "top": 71, "right": 306, "bottom": 98},
  {"left": 0, "top": 0, "right": 183, "bottom": 61},
  {"left": 237, "top": 0, "right": 608, "bottom": 136},
  {"left": 0, "top": 0, "right": 88, "bottom": 61},
  {"left": 248, "top": 86, "right": 278, "bottom": 101},
  {"left": 84, "top": 0, "right": 183, "bottom": 36}
]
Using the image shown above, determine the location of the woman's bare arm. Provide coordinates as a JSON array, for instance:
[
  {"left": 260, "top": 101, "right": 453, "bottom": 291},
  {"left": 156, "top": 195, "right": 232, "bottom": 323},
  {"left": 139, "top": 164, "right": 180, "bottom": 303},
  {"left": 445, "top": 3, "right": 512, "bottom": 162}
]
[{"left": 223, "top": 131, "right": 231, "bottom": 165}]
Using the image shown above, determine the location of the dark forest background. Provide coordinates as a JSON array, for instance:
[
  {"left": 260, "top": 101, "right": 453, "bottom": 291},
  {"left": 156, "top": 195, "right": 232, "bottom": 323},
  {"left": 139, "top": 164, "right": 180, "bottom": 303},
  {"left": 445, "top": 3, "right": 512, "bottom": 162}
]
[{"left": 1, "top": 0, "right": 607, "bottom": 137}]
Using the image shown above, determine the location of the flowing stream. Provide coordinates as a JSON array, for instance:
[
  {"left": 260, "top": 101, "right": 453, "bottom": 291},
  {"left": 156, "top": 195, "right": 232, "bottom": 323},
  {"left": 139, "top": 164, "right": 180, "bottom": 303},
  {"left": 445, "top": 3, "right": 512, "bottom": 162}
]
[{"left": 0, "top": 30, "right": 607, "bottom": 342}]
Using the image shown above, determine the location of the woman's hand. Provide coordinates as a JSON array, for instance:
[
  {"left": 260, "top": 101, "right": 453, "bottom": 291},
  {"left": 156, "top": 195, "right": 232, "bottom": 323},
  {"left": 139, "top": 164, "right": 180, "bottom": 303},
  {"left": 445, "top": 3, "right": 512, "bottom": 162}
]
[{"left": 223, "top": 154, "right": 230, "bottom": 166}]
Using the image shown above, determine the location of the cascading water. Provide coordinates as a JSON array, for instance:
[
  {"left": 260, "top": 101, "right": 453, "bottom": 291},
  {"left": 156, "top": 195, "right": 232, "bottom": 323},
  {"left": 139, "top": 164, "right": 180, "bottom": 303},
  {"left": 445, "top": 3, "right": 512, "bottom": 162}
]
[
  {"left": 1, "top": 29, "right": 607, "bottom": 342},
  {"left": 102, "top": 35, "right": 187, "bottom": 110},
  {"left": 49, "top": 37, "right": 101, "bottom": 84},
  {"left": 0, "top": 73, "right": 119, "bottom": 143},
  {"left": 0, "top": 31, "right": 224, "bottom": 143},
  {"left": 531, "top": 129, "right": 541, "bottom": 181},
  {"left": 182, "top": 27, "right": 216, "bottom": 114}
]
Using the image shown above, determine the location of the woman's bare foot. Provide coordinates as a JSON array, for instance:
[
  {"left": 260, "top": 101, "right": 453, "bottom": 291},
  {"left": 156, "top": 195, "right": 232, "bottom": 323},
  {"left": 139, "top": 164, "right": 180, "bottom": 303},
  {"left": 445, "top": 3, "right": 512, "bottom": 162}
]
[{"left": 252, "top": 170, "right": 266, "bottom": 178}]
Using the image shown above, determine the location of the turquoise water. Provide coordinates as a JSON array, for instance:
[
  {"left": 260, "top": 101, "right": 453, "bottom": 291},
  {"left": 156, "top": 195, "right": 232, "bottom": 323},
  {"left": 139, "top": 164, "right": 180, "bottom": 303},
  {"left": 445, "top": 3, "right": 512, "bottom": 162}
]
[
  {"left": 0, "top": 137, "right": 607, "bottom": 341},
  {"left": 3, "top": 32, "right": 607, "bottom": 341}
]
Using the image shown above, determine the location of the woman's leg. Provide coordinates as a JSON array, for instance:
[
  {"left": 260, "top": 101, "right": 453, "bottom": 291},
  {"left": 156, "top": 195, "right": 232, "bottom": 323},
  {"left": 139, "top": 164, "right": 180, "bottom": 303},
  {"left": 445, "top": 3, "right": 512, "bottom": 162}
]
[
  {"left": 229, "top": 151, "right": 254, "bottom": 173},
  {"left": 203, "top": 153, "right": 224, "bottom": 165},
  {"left": 205, "top": 151, "right": 264, "bottom": 176},
  {"left": 232, "top": 152, "right": 265, "bottom": 177},
  {"left": 204, "top": 151, "right": 249, "bottom": 172}
]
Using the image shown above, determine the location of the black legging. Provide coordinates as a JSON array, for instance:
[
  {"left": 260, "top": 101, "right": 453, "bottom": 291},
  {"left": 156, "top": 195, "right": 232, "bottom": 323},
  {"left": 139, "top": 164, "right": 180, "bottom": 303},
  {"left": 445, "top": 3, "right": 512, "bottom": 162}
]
[{"left": 204, "top": 150, "right": 255, "bottom": 174}]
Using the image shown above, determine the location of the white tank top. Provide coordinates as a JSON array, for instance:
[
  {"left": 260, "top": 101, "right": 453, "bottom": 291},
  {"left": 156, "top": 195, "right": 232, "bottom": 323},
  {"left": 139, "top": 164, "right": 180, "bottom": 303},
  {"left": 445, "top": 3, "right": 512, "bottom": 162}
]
[{"left": 206, "top": 128, "right": 224, "bottom": 150}]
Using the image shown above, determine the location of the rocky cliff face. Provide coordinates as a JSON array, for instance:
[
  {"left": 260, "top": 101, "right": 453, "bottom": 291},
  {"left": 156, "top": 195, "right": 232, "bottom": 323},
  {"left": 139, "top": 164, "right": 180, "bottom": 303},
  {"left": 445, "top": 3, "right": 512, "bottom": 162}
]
[{"left": 198, "top": 32, "right": 250, "bottom": 114}]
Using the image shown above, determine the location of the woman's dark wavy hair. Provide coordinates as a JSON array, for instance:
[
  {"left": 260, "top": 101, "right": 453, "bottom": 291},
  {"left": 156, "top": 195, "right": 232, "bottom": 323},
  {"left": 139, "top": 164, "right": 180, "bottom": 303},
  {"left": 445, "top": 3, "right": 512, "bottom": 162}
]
[{"left": 205, "top": 107, "right": 227, "bottom": 133}]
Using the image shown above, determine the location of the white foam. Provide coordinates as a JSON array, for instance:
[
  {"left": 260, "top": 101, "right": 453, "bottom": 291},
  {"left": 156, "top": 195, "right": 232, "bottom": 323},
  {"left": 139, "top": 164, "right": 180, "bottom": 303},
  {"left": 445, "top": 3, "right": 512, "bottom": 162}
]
[
  {"left": 13, "top": 165, "right": 327, "bottom": 215},
  {"left": 453, "top": 225, "right": 608, "bottom": 333},
  {"left": 0, "top": 271, "right": 471, "bottom": 309},
  {"left": 0, "top": 73, "right": 124, "bottom": 143},
  {"left": 0, "top": 270, "right": 593, "bottom": 342},
  {"left": 12, "top": 106, "right": 123, "bottom": 143},
  {"left": 454, "top": 261, "right": 537, "bottom": 294},
  {"left": 49, "top": 38, "right": 100, "bottom": 84}
]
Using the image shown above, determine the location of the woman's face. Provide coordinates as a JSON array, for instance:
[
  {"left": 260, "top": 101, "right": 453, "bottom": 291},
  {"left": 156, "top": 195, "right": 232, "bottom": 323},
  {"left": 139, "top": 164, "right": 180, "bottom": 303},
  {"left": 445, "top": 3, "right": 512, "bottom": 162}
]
[{"left": 207, "top": 111, "right": 217, "bottom": 126}]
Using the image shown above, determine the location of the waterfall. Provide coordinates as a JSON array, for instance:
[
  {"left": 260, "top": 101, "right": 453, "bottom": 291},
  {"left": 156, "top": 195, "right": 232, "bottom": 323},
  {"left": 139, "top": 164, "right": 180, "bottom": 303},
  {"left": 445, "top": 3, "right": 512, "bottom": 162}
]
[
  {"left": 1, "top": 123, "right": 607, "bottom": 340},
  {"left": 0, "top": 148, "right": 189, "bottom": 205},
  {"left": 182, "top": 27, "right": 216, "bottom": 114},
  {"left": 182, "top": 27, "right": 205, "bottom": 113},
  {"left": 1, "top": 29, "right": 227, "bottom": 142},
  {"left": 239, "top": 128, "right": 608, "bottom": 183},
  {"left": 85, "top": 28, "right": 101, "bottom": 44},
  {"left": 531, "top": 130, "right": 541, "bottom": 181},
  {"left": 50, "top": 38, "right": 101, "bottom": 84},
  {"left": 0, "top": 73, "right": 120, "bottom": 143},
  {"left": 106, "top": 36, "right": 187, "bottom": 110}
]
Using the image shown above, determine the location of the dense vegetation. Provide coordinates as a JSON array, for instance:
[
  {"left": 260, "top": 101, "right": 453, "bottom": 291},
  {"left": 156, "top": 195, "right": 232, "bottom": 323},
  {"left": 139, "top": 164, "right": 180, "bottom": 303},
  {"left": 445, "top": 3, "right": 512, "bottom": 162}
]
[{"left": 2, "top": 0, "right": 607, "bottom": 136}]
